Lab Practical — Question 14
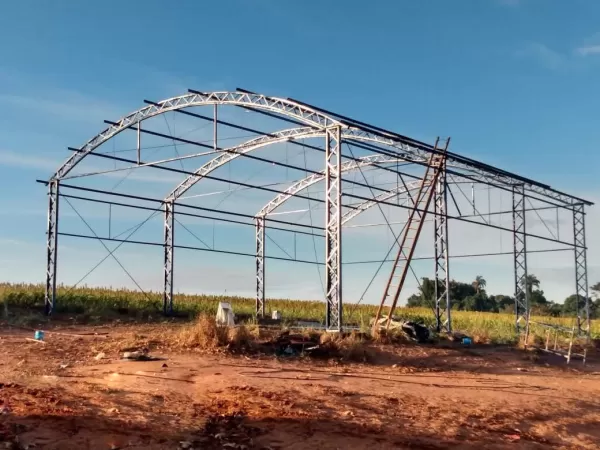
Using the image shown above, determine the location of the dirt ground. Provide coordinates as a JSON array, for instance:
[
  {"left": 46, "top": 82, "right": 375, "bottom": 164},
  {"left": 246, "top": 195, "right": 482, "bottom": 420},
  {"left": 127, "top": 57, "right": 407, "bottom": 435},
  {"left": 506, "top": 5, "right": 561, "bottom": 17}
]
[{"left": 1, "top": 322, "right": 599, "bottom": 449}]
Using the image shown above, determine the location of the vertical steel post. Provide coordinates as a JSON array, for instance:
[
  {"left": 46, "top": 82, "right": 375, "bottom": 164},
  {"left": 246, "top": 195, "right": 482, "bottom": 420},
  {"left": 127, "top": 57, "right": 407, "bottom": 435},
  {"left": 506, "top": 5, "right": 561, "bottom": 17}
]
[
  {"left": 163, "top": 201, "right": 175, "bottom": 315},
  {"left": 512, "top": 184, "right": 529, "bottom": 333},
  {"left": 213, "top": 104, "right": 218, "bottom": 151},
  {"left": 572, "top": 203, "right": 589, "bottom": 337},
  {"left": 136, "top": 121, "right": 141, "bottom": 165},
  {"left": 44, "top": 180, "right": 60, "bottom": 316},
  {"left": 434, "top": 163, "right": 451, "bottom": 332},
  {"left": 255, "top": 216, "right": 266, "bottom": 317},
  {"left": 324, "top": 126, "right": 342, "bottom": 331}
]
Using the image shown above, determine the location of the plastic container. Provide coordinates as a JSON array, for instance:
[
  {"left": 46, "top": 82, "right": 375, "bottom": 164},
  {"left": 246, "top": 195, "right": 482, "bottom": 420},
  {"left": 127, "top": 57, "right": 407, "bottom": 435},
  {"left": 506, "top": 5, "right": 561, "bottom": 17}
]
[
  {"left": 461, "top": 337, "right": 472, "bottom": 345},
  {"left": 34, "top": 330, "right": 45, "bottom": 341}
]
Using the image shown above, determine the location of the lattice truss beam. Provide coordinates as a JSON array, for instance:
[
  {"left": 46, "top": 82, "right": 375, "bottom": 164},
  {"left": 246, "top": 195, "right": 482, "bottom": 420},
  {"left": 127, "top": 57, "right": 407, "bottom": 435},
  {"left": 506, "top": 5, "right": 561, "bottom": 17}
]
[
  {"left": 513, "top": 185, "right": 529, "bottom": 331},
  {"left": 44, "top": 180, "right": 59, "bottom": 315},
  {"left": 255, "top": 216, "right": 266, "bottom": 317},
  {"left": 324, "top": 127, "right": 343, "bottom": 331},
  {"left": 434, "top": 162, "right": 451, "bottom": 333},
  {"left": 163, "top": 201, "right": 175, "bottom": 315},
  {"left": 573, "top": 203, "right": 589, "bottom": 335},
  {"left": 42, "top": 89, "right": 592, "bottom": 333}
]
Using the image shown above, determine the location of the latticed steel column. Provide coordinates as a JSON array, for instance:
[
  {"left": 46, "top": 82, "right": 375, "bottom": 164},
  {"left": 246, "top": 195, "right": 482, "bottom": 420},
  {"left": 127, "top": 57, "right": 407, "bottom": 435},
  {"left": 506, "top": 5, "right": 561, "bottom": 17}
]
[
  {"left": 163, "top": 201, "right": 175, "bottom": 315},
  {"left": 44, "top": 180, "right": 59, "bottom": 316},
  {"left": 572, "top": 203, "right": 589, "bottom": 336},
  {"left": 434, "top": 165, "right": 451, "bottom": 333},
  {"left": 512, "top": 184, "right": 529, "bottom": 332},
  {"left": 255, "top": 216, "right": 266, "bottom": 317},
  {"left": 325, "top": 126, "right": 343, "bottom": 331}
]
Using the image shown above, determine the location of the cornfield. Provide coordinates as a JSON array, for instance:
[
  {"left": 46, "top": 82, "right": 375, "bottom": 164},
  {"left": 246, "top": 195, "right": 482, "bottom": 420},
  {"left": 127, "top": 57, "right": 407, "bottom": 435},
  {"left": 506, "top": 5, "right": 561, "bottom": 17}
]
[{"left": 1, "top": 282, "right": 598, "bottom": 343}]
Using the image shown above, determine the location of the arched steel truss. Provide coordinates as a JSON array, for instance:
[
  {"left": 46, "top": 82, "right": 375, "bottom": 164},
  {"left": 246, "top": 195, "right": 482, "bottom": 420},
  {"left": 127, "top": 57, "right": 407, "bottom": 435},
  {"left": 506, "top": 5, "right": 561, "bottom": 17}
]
[
  {"left": 44, "top": 90, "right": 593, "bottom": 334},
  {"left": 253, "top": 171, "right": 424, "bottom": 318}
]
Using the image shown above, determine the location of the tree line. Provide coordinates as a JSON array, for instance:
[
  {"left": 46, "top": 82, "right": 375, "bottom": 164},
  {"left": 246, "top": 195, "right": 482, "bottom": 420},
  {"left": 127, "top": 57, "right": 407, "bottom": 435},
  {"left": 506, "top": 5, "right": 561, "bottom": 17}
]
[{"left": 406, "top": 275, "right": 600, "bottom": 318}]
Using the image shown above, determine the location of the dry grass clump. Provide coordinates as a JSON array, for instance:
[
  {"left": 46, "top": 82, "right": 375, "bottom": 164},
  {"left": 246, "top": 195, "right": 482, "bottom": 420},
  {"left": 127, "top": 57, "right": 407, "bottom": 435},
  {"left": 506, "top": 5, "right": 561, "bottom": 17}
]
[
  {"left": 227, "top": 324, "right": 252, "bottom": 348},
  {"left": 179, "top": 314, "right": 229, "bottom": 349},
  {"left": 320, "top": 331, "right": 373, "bottom": 362},
  {"left": 177, "top": 314, "right": 256, "bottom": 351}
]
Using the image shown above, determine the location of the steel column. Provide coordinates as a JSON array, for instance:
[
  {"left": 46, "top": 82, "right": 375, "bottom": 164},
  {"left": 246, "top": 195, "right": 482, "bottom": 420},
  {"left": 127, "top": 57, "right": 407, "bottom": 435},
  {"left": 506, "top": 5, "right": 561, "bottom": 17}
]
[
  {"left": 572, "top": 203, "right": 589, "bottom": 336},
  {"left": 163, "top": 201, "right": 175, "bottom": 315},
  {"left": 44, "top": 180, "right": 59, "bottom": 316},
  {"left": 255, "top": 216, "right": 266, "bottom": 317},
  {"left": 512, "top": 184, "right": 529, "bottom": 333},
  {"left": 325, "top": 126, "right": 343, "bottom": 331},
  {"left": 434, "top": 164, "right": 451, "bottom": 332}
]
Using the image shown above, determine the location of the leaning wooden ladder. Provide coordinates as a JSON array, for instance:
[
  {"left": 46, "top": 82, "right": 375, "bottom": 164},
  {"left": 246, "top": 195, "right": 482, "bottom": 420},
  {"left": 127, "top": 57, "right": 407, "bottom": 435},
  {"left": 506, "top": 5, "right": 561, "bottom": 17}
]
[{"left": 373, "top": 137, "right": 450, "bottom": 331}]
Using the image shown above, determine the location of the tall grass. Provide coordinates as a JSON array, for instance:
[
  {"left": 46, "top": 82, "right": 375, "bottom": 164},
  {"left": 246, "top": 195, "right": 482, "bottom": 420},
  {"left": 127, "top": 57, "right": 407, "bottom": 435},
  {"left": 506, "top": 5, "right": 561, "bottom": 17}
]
[{"left": 1, "top": 282, "right": 597, "bottom": 342}]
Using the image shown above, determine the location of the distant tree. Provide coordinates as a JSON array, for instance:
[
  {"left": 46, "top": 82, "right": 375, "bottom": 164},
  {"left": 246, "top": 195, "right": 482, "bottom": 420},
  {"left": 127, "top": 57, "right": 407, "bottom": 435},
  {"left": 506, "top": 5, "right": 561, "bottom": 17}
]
[
  {"left": 562, "top": 294, "right": 589, "bottom": 317},
  {"left": 406, "top": 293, "right": 425, "bottom": 308},
  {"left": 591, "top": 282, "right": 600, "bottom": 299},
  {"left": 529, "top": 290, "right": 548, "bottom": 305},
  {"left": 406, "top": 278, "right": 436, "bottom": 308},
  {"left": 419, "top": 278, "right": 436, "bottom": 304},
  {"left": 531, "top": 301, "right": 562, "bottom": 317},
  {"left": 490, "top": 294, "right": 513, "bottom": 312},
  {"left": 463, "top": 292, "right": 498, "bottom": 312},
  {"left": 520, "top": 274, "right": 540, "bottom": 296},
  {"left": 449, "top": 280, "right": 477, "bottom": 310},
  {"left": 472, "top": 275, "right": 487, "bottom": 294}
]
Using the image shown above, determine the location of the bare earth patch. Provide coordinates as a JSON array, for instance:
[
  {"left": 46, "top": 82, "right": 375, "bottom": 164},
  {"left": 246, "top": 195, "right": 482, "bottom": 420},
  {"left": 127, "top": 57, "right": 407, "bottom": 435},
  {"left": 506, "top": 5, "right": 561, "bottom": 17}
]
[{"left": 1, "top": 322, "right": 599, "bottom": 449}]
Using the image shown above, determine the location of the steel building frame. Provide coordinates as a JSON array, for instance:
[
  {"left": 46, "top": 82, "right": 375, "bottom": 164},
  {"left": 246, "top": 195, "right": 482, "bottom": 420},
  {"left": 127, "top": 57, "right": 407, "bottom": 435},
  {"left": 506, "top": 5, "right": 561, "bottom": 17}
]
[{"left": 43, "top": 89, "right": 593, "bottom": 335}]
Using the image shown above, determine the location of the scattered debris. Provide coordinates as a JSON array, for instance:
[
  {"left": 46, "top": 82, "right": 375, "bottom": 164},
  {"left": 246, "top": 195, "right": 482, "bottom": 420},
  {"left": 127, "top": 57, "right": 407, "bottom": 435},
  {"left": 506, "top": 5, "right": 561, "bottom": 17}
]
[
  {"left": 179, "top": 441, "right": 193, "bottom": 449},
  {"left": 121, "top": 351, "right": 163, "bottom": 361},
  {"left": 516, "top": 368, "right": 528, "bottom": 372},
  {"left": 58, "top": 364, "right": 69, "bottom": 370},
  {"left": 162, "top": 363, "right": 168, "bottom": 368},
  {"left": 400, "top": 321, "right": 430, "bottom": 343},
  {"left": 197, "top": 412, "right": 263, "bottom": 449},
  {"left": 271, "top": 310, "right": 282, "bottom": 320},
  {"left": 25, "top": 338, "right": 46, "bottom": 345},
  {"left": 374, "top": 317, "right": 431, "bottom": 343},
  {"left": 267, "top": 331, "right": 321, "bottom": 357},
  {"left": 448, "top": 332, "right": 469, "bottom": 342},
  {"left": 94, "top": 352, "right": 106, "bottom": 360}
]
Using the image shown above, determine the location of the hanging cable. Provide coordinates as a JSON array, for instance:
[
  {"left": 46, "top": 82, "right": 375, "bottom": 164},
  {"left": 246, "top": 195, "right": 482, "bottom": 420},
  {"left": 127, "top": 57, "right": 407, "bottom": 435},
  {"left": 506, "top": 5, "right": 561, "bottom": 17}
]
[
  {"left": 344, "top": 142, "right": 424, "bottom": 295},
  {"left": 63, "top": 197, "right": 160, "bottom": 308},
  {"left": 174, "top": 217, "right": 212, "bottom": 249},
  {"left": 303, "top": 142, "right": 326, "bottom": 297}
]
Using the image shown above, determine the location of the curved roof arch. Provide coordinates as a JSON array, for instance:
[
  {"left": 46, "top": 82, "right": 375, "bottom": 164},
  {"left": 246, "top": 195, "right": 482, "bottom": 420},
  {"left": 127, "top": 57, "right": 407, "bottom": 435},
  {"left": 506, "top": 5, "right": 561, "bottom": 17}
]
[
  {"left": 166, "top": 127, "right": 433, "bottom": 202},
  {"left": 52, "top": 91, "right": 344, "bottom": 180},
  {"left": 254, "top": 154, "right": 409, "bottom": 218},
  {"left": 340, "top": 179, "right": 422, "bottom": 225}
]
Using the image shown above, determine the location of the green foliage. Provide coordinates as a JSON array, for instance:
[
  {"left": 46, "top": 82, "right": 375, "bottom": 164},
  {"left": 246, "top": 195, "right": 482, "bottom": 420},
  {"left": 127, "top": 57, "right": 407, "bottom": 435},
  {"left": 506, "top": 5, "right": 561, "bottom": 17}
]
[{"left": 1, "top": 281, "right": 599, "bottom": 342}]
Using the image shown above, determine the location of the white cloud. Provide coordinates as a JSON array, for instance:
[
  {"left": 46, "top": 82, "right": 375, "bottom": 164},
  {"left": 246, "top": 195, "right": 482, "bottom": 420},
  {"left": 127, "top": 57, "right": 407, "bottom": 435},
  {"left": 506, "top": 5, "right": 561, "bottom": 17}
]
[
  {"left": 0, "top": 149, "right": 56, "bottom": 172},
  {"left": 516, "top": 42, "right": 564, "bottom": 69},
  {"left": 575, "top": 33, "right": 600, "bottom": 57},
  {"left": 577, "top": 45, "right": 600, "bottom": 56},
  {"left": 0, "top": 91, "right": 124, "bottom": 125}
]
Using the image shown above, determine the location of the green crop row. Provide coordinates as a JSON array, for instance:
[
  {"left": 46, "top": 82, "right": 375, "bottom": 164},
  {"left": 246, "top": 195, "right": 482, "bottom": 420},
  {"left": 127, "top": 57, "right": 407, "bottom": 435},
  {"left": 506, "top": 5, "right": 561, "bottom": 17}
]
[{"left": 1, "top": 282, "right": 597, "bottom": 343}]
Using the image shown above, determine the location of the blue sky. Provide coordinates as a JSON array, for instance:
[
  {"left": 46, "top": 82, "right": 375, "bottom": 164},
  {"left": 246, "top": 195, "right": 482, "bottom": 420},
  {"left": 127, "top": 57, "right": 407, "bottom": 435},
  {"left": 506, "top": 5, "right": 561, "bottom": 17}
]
[{"left": 0, "top": 0, "right": 599, "bottom": 306}]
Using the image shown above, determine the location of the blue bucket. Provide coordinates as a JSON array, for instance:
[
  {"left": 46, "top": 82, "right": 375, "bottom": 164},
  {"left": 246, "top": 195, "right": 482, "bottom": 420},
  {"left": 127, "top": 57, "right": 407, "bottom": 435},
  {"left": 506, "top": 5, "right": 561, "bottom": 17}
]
[
  {"left": 462, "top": 337, "right": 472, "bottom": 345},
  {"left": 34, "top": 330, "right": 45, "bottom": 341}
]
